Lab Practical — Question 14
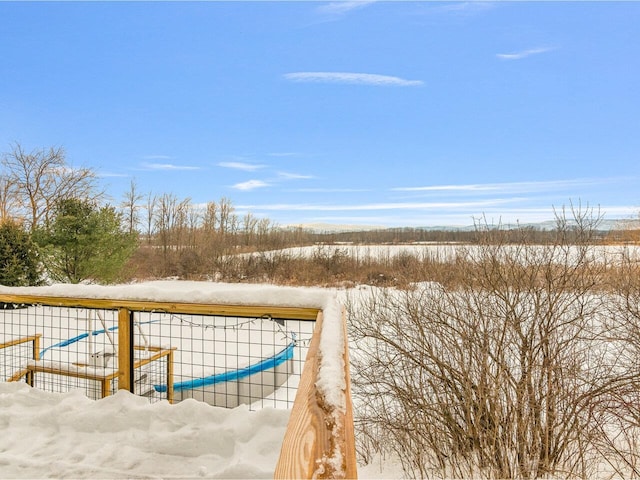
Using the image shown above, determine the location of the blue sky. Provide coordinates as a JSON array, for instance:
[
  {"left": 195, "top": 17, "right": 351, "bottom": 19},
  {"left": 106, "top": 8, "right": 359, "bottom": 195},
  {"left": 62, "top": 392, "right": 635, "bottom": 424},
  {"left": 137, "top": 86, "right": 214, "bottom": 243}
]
[{"left": 1, "top": 1, "right": 639, "bottom": 228}]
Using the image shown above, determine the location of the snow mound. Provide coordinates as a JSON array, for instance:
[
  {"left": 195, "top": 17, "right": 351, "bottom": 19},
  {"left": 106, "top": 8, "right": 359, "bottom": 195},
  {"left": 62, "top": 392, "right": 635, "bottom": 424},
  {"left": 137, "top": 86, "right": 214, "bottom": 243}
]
[{"left": 0, "top": 382, "right": 289, "bottom": 479}]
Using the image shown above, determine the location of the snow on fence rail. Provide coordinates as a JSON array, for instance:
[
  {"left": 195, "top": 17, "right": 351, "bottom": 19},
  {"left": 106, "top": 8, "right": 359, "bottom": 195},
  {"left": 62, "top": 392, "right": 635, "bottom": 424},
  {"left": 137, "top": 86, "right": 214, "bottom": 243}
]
[{"left": 0, "top": 281, "right": 357, "bottom": 479}]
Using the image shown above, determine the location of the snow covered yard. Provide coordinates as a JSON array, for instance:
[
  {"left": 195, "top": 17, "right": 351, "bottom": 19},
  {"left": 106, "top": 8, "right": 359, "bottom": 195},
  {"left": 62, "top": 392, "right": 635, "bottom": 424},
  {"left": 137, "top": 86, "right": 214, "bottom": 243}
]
[{"left": 4, "top": 239, "right": 640, "bottom": 479}]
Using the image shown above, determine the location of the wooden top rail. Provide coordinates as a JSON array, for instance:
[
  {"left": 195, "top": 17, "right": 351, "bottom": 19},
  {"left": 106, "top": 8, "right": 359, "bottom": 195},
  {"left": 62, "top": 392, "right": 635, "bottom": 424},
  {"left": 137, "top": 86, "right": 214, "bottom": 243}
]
[
  {"left": 0, "top": 334, "right": 42, "bottom": 351},
  {"left": 0, "top": 293, "right": 320, "bottom": 321},
  {"left": 2, "top": 334, "right": 42, "bottom": 382}
]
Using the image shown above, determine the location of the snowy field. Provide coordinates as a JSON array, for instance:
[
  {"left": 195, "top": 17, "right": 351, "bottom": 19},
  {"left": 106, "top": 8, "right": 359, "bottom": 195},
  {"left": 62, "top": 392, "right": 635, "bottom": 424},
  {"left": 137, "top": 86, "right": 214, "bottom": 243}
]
[
  {"left": 0, "top": 282, "right": 365, "bottom": 479},
  {"left": 3, "top": 242, "right": 639, "bottom": 478},
  {"left": 249, "top": 243, "right": 640, "bottom": 265}
]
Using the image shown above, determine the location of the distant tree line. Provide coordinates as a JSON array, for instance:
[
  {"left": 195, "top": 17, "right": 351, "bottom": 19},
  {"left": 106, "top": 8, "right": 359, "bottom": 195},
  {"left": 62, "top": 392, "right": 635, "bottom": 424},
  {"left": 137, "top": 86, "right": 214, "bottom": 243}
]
[{"left": 1, "top": 143, "right": 638, "bottom": 286}]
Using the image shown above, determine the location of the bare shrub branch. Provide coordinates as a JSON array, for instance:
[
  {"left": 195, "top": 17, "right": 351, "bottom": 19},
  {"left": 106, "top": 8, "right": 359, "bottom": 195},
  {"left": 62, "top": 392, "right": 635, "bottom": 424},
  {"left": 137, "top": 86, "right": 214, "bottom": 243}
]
[{"left": 349, "top": 206, "right": 618, "bottom": 479}]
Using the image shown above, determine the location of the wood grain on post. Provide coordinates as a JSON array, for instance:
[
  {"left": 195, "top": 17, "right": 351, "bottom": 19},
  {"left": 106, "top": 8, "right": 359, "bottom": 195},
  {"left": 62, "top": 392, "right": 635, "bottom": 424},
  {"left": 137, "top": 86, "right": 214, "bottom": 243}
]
[
  {"left": 117, "top": 307, "right": 132, "bottom": 392},
  {"left": 340, "top": 309, "right": 358, "bottom": 480},
  {"left": 167, "top": 349, "right": 175, "bottom": 404},
  {"left": 274, "top": 311, "right": 358, "bottom": 479}
]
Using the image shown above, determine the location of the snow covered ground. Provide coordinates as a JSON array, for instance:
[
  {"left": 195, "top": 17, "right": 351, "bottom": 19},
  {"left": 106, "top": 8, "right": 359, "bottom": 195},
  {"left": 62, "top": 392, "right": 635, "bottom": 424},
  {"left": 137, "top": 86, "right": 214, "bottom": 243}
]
[
  {"left": 0, "top": 381, "right": 400, "bottom": 479},
  {"left": 0, "top": 382, "right": 290, "bottom": 479},
  {"left": 4, "top": 243, "right": 637, "bottom": 478}
]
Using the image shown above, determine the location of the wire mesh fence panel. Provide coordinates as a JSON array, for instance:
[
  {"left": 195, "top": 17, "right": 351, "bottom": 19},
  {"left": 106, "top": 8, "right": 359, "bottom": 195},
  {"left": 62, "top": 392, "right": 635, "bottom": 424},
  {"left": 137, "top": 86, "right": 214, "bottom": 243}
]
[
  {"left": 132, "top": 311, "right": 314, "bottom": 409},
  {"left": 1, "top": 303, "right": 315, "bottom": 409},
  {"left": 32, "top": 372, "right": 106, "bottom": 399},
  {"left": 1, "top": 305, "right": 169, "bottom": 402}
]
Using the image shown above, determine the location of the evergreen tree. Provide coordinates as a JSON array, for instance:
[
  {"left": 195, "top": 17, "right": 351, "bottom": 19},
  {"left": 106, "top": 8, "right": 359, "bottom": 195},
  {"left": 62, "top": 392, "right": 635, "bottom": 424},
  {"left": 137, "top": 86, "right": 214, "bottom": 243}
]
[
  {"left": 38, "top": 198, "right": 137, "bottom": 283},
  {"left": 0, "top": 220, "right": 41, "bottom": 286}
]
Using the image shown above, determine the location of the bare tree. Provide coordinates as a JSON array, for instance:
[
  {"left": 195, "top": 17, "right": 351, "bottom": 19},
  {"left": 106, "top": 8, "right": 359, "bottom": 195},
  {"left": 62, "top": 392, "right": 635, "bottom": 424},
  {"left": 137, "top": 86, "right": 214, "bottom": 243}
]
[
  {"left": 256, "top": 217, "right": 273, "bottom": 248},
  {"left": 172, "top": 197, "right": 192, "bottom": 250},
  {"left": 144, "top": 192, "right": 157, "bottom": 245},
  {"left": 0, "top": 174, "right": 16, "bottom": 222},
  {"left": 120, "top": 179, "right": 143, "bottom": 235},
  {"left": 152, "top": 193, "right": 193, "bottom": 275},
  {"left": 590, "top": 241, "right": 640, "bottom": 478},
  {"left": 1, "top": 143, "right": 100, "bottom": 230},
  {"left": 203, "top": 201, "right": 218, "bottom": 232},
  {"left": 241, "top": 212, "right": 258, "bottom": 246},
  {"left": 186, "top": 203, "right": 201, "bottom": 249},
  {"left": 217, "top": 196, "right": 236, "bottom": 235}
]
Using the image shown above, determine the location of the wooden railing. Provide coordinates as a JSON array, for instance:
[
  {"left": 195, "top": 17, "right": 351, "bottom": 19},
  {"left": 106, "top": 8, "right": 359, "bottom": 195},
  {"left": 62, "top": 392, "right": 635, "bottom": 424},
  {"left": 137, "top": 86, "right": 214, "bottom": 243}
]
[{"left": 0, "top": 292, "right": 357, "bottom": 479}]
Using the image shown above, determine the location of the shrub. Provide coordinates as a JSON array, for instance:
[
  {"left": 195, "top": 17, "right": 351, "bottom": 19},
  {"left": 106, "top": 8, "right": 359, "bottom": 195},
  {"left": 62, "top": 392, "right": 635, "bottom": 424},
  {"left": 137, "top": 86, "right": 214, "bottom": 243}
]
[
  {"left": 0, "top": 220, "right": 41, "bottom": 286},
  {"left": 348, "top": 208, "right": 618, "bottom": 479},
  {"left": 36, "top": 198, "right": 137, "bottom": 283}
]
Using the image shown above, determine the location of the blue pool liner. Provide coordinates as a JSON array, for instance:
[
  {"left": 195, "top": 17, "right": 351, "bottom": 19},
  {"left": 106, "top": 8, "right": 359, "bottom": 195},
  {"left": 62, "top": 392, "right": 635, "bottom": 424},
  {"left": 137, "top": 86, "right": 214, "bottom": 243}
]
[
  {"left": 154, "top": 341, "right": 296, "bottom": 393},
  {"left": 38, "top": 322, "right": 295, "bottom": 394}
]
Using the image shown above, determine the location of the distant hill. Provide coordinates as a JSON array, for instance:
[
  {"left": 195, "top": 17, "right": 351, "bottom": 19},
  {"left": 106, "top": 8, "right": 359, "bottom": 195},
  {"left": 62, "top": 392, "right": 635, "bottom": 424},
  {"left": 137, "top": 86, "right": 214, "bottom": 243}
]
[{"left": 290, "top": 218, "right": 638, "bottom": 234}]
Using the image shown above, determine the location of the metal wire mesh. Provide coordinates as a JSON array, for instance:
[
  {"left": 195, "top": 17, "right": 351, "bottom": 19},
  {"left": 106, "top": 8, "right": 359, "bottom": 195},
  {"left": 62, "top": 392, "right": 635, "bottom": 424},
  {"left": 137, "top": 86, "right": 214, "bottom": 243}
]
[
  {"left": 135, "top": 311, "right": 314, "bottom": 409},
  {"left": 1, "top": 303, "right": 314, "bottom": 409}
]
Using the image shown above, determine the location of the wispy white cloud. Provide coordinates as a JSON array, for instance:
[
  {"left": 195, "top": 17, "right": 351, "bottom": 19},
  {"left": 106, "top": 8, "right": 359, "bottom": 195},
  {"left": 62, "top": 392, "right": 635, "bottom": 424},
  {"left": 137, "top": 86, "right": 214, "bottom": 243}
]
[
  {"left": 238, "top": 198, "right": 518, "bottom": 212},
  {"left": 272, "top": 204, "right": 639, "bottom": 229},
  {"left": 218, "top": 161, "right": 266, "bottom": 172},
  {"left": 392, "top": 178, "right": 608, "bottom": 195},
  {"left": 278, "top": 172, "right": 315, "bottom": 180},
  {"left": 496, "top": 47, "right": 555, "bottom": 61},
  {"left": 98, "top": 172, "right": 129, "bottom": 178},
  {"left": 434, "top": 2, "right": 495, "bottom": 15},
  {"left": 290, "top": 188, "right": 371, "bottom": 193},
  {"left": 284, "top": 72, "right": 423, "bottom": 87},
  {"left": 141, "top": 162, "right": 200, "bottom": 171},
  {"left": 142, "top": 155, "right": 173, "bottom": 160},
  {"left": 316, "top": 1, "right": 377, "bottom": 16},
  {"left": 233, "top": 180, "right": 271, "bottom": 191}
]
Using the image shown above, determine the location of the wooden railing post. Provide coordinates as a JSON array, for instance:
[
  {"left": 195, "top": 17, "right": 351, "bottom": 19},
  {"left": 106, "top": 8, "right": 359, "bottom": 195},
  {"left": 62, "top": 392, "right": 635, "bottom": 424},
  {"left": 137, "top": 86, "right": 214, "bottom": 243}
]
[
  {"left": 167, "top": 349, "right": 175, "bottom": 404},
  {"left": 341, "top": 308, "right": 357, "bottom": 479},
  {"left": 33, "top": 334, "right": 41, "bottom": 361},
  {"left": 117, "top": 307, "right": 134, "bottom": 392},
  {"left": 274, "top": 311, "right": 358, "bottom": 479},
  {"left": 27, "top": 334, "right": 41, "bottom": 386}
]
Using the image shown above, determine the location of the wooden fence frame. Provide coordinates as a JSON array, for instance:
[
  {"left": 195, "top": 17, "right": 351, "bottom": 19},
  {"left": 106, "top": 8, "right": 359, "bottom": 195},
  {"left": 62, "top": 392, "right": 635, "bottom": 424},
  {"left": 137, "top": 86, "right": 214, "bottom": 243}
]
[
  {"left": 0, "top": 293, "right": 357, "bottom": 479},
  {"left": 24, "top": 345, "right": 176, "bottom": 402},
  {"left": 1, "top": 333, "right": 41, "bottom": 384}
]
